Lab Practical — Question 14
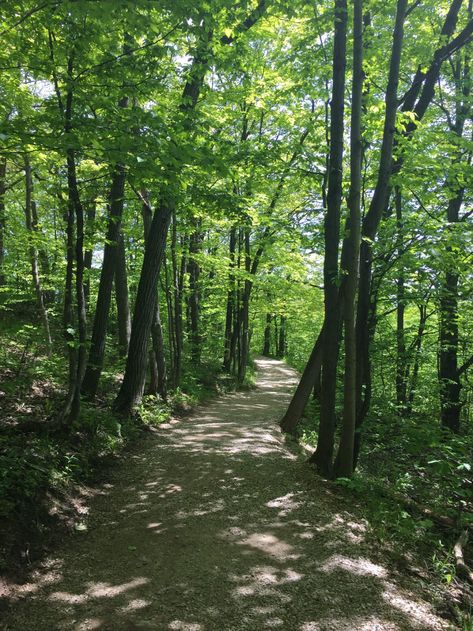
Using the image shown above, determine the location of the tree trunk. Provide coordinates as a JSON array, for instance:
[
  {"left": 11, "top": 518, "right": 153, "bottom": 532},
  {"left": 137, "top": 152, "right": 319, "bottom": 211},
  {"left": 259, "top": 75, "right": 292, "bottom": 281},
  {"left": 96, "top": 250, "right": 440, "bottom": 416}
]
[
  {"left": 406, "top": 303, "right": 428, "bottom": 414},
  {"left": 151, "top": 296, "right": 167, "bottom": 399},
  {"left": 171, "top": 216, "right": 185, "bottom": 387},
  {"left": 439, "top": 193, "right": 463, "bottom": 432},
  {"left": 310, "top": 0, "right": 348, "bottom": 477},
  {"left": 61, "top": 159, "right": 77, "bottom": 422},
  {"left": 59, "top": 65, "right": 88, "bottom": 422},
  {"left": 438, "top": 49, "right": 470, "bottom": 433},
  {"left": 277, "top": 316, "right": 286, "bottom": 358},
  {"left": 115, "top": 232, "right": 131, "bottom": 357},
  {"left": 24, "top": 155, "right": 52, "bottom": 352},
  {"left": 82, "top": 158, "right": 127, "bottom": 399},
  {"left": 353, "top": 0, "right": 464, "bottom": 442},
  {"left": 164, "top": 253, "right": 175, "bottom": 379},
  {"left": 83, "top": 201, "right": 96, "bottom": 305},
  {"left": 353, "top": 0, "right": 408, "bottom": 457},
  {"left": 395, "top": 187, "right": 407, "bottom": 414},
  {"left": 188, "top": 227, "right": 202, "bottom": 363},
  {"left": 142, "top": 191, "right": 167, "bottom": 400},
  {"left": 238, "top": 228, "right": 251, "bottom": 382},
  {"left": 0, "top": 156, "right": 6, "bottom": 287},
  {"left": 333, "top": 0, "right": 363, "bottom": 478},
  {"left": 114, "top": 198, "right": 173, "bottom": 414},
  {"left": 69, "top": 143, "right": 87, "bottom": 422},
  {"left": 263, "top": 312, "right": 271, "bottom": 356},
  {"left": 224, "top": 227, "right": 237, "bottom": 370},
  {"left": 280, "top": 327, "right": 323, "bottom": 432}
]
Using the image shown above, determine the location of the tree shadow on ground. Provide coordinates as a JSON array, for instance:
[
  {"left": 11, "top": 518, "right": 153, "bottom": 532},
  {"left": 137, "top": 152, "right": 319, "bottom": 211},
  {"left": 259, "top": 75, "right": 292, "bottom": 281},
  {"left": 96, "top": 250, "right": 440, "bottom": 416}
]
[{"left": 0, "top": 359, "right": 448, "bottom": 630}]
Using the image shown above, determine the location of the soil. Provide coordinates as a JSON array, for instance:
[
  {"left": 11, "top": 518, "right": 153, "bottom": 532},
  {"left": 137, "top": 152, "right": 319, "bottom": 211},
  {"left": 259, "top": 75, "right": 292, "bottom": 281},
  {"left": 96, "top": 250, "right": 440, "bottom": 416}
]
[{"left": 0, "top": 358, "right": 452, "bottom": 630}]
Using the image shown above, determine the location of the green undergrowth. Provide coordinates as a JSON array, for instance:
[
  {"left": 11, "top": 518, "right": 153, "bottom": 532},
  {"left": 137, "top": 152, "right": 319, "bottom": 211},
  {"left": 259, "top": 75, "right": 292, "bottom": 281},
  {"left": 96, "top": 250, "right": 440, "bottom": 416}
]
[{"left": 293, "top": 397, "right": 472, "bottom": 603}]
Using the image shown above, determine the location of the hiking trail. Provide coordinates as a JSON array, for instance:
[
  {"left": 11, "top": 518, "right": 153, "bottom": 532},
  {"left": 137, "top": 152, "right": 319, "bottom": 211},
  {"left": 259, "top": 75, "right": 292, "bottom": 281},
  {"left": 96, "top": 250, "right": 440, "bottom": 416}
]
[{"left": 0, "top": 358, "right": 448, "bottom": 630}]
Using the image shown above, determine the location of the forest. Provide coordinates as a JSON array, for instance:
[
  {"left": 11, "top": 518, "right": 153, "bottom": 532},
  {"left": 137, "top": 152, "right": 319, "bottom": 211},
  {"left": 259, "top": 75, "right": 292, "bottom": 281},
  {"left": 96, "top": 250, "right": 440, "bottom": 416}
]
[{"left": 0, "top": 0, "right": 472, "bottom": 629}]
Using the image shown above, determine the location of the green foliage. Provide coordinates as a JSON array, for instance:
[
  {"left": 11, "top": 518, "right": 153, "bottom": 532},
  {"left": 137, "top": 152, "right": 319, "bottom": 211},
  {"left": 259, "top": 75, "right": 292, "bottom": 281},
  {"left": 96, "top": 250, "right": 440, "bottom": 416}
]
[{"left": 0, "top": 2, "right": 472, "bottom": 618}]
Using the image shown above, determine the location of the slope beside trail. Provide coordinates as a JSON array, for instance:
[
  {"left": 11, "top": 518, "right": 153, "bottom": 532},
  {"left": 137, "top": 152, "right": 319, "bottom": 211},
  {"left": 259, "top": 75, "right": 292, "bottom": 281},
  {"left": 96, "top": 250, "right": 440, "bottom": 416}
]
[{"left": 0, "top": 357, "right": 449, "bottom": 631}]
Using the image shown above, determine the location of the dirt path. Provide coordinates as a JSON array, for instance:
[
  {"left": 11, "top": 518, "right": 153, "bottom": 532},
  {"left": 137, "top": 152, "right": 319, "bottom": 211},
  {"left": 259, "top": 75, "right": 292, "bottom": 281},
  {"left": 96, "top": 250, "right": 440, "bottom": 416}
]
[{"left": 1, "top": 358, "right": 449, "bottom": 630}]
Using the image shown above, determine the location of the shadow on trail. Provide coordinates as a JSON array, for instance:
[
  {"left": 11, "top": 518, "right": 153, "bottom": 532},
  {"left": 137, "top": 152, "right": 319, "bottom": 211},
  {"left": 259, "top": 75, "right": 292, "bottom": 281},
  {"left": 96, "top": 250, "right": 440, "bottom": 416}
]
[{"left": 0, "top": 358, "right": 446, "bottom": 630}]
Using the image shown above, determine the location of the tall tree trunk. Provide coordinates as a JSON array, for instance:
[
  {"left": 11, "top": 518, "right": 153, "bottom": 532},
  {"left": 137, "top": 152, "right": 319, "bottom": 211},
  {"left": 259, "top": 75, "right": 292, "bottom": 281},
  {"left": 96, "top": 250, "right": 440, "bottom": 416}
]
[
  {"left": 353, "top": 0, "right": 466, "bottom": 446},
  {"left": 29, "top": 182, "right": 50, "bottom": 282},
  {"left": 82, "top": 155, "right": 128, "bottom": 399},
  {"left": 188, "top": 227, "right": 202, "bottom": 363},
  {"left": 353, "top": 0, "right": 408, "bottom": 461},
  {"left": 223, "top": 227, "right": 237, "bottom": 370},
  {"left": 142, "top": 191, "right": 167, "bottom": 400},
  {"left": 83, "top": 201, "right": 96, "bottom": 305},
  {"left": 438, "top": 46, "right": 470, "bottom": 433},
  {"left": 263, "top": 312, "right": 272, "bottom": 356},
  {"left": 333, "top": 0, "right": 363, "bottom": 478},
  {"left": 115, "top": 232, "right": 131, "bottom": 357},
  {"left": 59, "top": 55, "right": 88, "bottom": 422},
  {"left": 395, "top": 187, "right": 407, "bottom": 414},
  {"left": 164, "top": 252, "right": 175, "bottom": 380},
  {"left": 69, "top": 142, "right": 87, "bottom": 421},
  {"left": 439, "top": 192, "right": 463, "bottom": 432},
  {"left": 151, "top": 297, "right": 167, "bottom": 399},
  {"left": 238, "top": 228, "right": 251, "bottom": 382},
  {"left": 277, "top": 315, "right": 286, "bottom": 358},
  {"left": 280, "top": 0, "right": 467, "bottom": 444},
  {"left": 310, "top": 0, "right": 348, "bottom": 477},
  {"left": 0, "top": 157, "right": 6, "bottom": 287},
  {"left": 273, "top": 317, "right": 279, "bottom": 355},
  {"left": 61, "top": 159, "right": 77, "bottom": 422},
  {"left": 280, "top": 327, "right": 323, "bottom": 432},
  {"left": 171, "top": 216, "right": 185, "bottom": 387},
  {"left": 24, "top": 155, "right": 52, "bottom": 352},
  {"left": 406, "top": 303, "right": 428, "bottom": 414},
  {"left": 114, "top": 198, "right": 173, "bottom": 413}
]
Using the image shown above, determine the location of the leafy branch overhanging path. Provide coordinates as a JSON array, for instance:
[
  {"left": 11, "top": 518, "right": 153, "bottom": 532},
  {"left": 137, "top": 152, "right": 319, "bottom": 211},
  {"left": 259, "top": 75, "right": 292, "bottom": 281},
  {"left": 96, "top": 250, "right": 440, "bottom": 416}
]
[{"left": 1, "top": 359, "right": 448, "bottom": 630}]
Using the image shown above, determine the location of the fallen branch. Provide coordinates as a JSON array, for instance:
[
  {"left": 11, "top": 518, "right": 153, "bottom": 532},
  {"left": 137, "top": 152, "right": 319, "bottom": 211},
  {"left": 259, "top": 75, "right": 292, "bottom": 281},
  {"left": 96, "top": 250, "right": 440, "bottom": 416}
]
[
  {"left": 454, "top": 530, "right": 473, "bottom": 586},
  {"left": 396, "top": 493, "right": 457, "bottom": 530}
]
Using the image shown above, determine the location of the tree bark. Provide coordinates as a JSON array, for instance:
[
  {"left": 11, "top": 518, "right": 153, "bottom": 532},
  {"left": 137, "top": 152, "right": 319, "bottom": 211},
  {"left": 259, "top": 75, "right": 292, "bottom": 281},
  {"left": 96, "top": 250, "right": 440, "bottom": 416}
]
[
  {"left": 114, "top": 197, "right": 173, "bottom": 413},
  {"left": 115, "top": 232, "right": 131, "bottom": 358},
  {"left": 353, "top": 0, "right": 408, "bottom": 458},
  {"left": 263, "top": 312, "right": 272, "bottom": 356},
  {"left": 82, "top": 156, "right": 128, "bottom": 399},
  {"left": 395, "top": 187, "right": 407, "bottom": 414},
  {"left": 170, "top": 221, "right": 186, "bottom": 387},
  {"left": 310, "top": 0, "right": 348, "bottom": 477},
  {"left": 142, "top": 190, "right": 167, "bottom": 400},
  {"left": 333, "top": 0, "right": 363, "bottom": 478},
  {"left": 406, "top": 303, "right": 428, "bottom": 414},
  {"left": 224, "top": 227, "right": 237, "bottom": 370},
  {"left": 280, "top": 327, "right": 324, "bottom": 432},
  {"left": 277, "top": 316, "right": 286, "bottom": 358},
  {"left": 188, "top": 227, "right": 202, "bottom": 363},
  {"left": 439, "top": 193, "right": 463, "bottom": 432},
  {"left": 24, "top": 155, "right": 52, "bottom": 352},
  {"left": 438, "top": 47, "right": 470, "bottom": 433},
  {"left": 0, "top": 156, "right": 6, "bottom": 287},
  {"left": 238, "top": 228, "right": 251, "bottom": 382},
  {"left": 83, "top": 200, "right": 96, "bottom": 305}
]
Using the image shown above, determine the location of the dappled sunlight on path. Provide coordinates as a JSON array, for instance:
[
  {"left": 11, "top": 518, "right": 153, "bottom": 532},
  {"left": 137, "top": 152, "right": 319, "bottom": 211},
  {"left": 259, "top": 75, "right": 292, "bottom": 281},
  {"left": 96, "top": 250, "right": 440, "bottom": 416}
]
[{"left": 0, "top": 358, "right": 448, "bottom": 630}]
